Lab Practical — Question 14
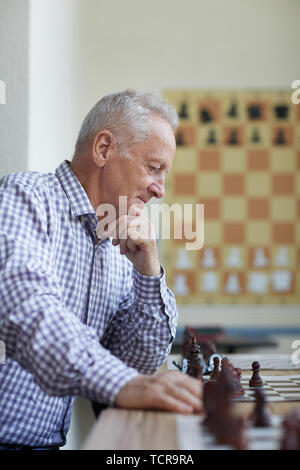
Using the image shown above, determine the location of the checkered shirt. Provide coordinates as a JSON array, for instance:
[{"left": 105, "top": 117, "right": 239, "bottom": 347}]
[{"left": 0, "top": 160, "right": 178, "bottom": 447}]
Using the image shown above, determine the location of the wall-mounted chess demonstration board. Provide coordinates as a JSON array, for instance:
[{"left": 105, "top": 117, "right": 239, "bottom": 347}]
[{"left": 163, "top": 90, "right": 300, "bottom": 305}]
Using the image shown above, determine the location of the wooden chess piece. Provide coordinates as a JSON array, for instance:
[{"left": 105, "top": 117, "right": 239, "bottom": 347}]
[
  {"left": 210, "top": 356, "right": 221, "bottom": 380},
  {"left": 249, "top": 361, "right": 263, "bottom": 387},
  {"left": 189, "top": 336, "right": 201, "bottom": 356},
  {"left": 202, "top": 380, "right": 218, "bottom": 428},
  {"left": 216, "top": 414, "right": 248, "bottom": 450},
  {"left": 188, "top": 344, "right": 205, "bottom": 378},
  {"left": 221, "top": 357, "right": 230, "bottom": 369},
  {"left": 252, "top": 389, "right": 271, "bottom": 427},
  {"left": 191, "top": 361, "right": 204, "bottom": 382},
  {"left": 233, "top": 367, "right": 245, "bottom": 397},
  {"left": 280, "top": 411, "right": 300, "bottom": 450},
  {"left": 203, "top": 340, "right": 217, "bottom": 363}
]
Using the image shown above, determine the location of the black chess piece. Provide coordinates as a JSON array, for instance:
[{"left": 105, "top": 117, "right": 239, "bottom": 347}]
[
  {"left": 227, "top": 102, "right": 238, "bottom": 118},
  {"left": 252, "top": 389, "right": 271, "bottom": 427},
  {"left": 249, "top": 361, "right": 263, "bottom": 388},
  {"left": 203, "top": 340, "right": 217, "bottom": 363},
  {"left": 251, "top": 128, "right": 261, "bottom": 143},
  {"left": 178, "top": 102, "right": 189, "bottom": 119},
  {"left": 186, "top": 337, "right": 201, "bottom": 376},
  {"left": 202, "top": 380, "right": 218, "bottom": 428},
  {"left": 210, "top": 356, "right": 221, "bottom": 380},
  {"left": 176, "top": 130, "right": 185, "bottom": 146},
  {"left": 227, "top": 129, "right": 239, "bottom": 145},
  {"left": 190, "top": 360, "right": 204, "bottom": 381},
  {"left": 207, "top": 129, "right": 217, "bottom": 145},
  {"left": 248, "top": 104, "right": 262, "bottom": 120},
  {"left": 280, "top": 411, "right": 300, "bottom": 450},
  {"left": 274, "top": 104, "right": 289, "bottom": 120},
  {"left": 200, "top": 108, "right": 213, "bottom": 123},
  {"left": 274, "top": 128, "right": 286, "bottom": 146},
  {"left": 233, "top": 367, "right": 245, "bottom": 397},
  {"left": 221, "top": 357, "right": 230, "bottom": 369}
]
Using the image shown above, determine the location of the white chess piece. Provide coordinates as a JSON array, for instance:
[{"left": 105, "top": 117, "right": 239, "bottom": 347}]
[
  {"left": 201, "top": 272, "right": 218, "bottom": 292},
  {"left": 175, "top": 248, "right": 192, "bottom": 269},
  {"left": 226, "top": 247, "right": 242, "bottom": 268},
  {"left": 252, "top": 247, "right": 269, "bottom": 268},
  {"left": 274, "top": 247, "right": 289, "bottom": 267},
  {"left": 225, "top": 273, "right": 241, "bottom": 294},
  {"left": 173, "top": 274, "right": 189, "bottom": 296},
  {"left": 201, "top": 248, "right": 217, "bottom": 268},
  {"left": 271, "top": 270, "right": 292, "bottom": 292},
  {"left": 247, "top": 272, "right": 269, "bottom": 294}
]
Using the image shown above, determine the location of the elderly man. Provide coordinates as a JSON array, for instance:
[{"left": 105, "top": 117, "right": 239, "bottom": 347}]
[{"left": 0, "top": 90, "right": 202, "bottom": 450}]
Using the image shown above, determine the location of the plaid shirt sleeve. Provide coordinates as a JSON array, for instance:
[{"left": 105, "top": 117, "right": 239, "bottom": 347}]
[
  {"left": 0, "top": 180, "right": 141, "bottom": 405},
  {"left": 101, "top": 262, "right": 178, "bottom": 374}
]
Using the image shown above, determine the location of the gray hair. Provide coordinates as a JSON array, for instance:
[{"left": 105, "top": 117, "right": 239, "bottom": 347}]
[{"left": 74, "top": 89, "right": 179, "bottom": 155}]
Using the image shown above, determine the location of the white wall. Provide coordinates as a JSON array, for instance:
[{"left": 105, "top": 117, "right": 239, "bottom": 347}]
[
  {"left": 27, "top": 0, "right": 300, "bottom": 174},
  {"left": 76, "top": 0, "right": 299, "bottom": 96},
  {"left": 28, "top": 0, "right": 83, "bottom": 172},
  {"left": 0, "top": 0, "right": 29, "bottom": 177}
]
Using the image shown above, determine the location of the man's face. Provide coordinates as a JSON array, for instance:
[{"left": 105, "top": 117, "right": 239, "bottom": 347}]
[{"left": 99, "top": 117, "right": 176, "bottom": 216}]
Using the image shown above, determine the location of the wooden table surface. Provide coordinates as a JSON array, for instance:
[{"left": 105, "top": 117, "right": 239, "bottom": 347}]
[{"left": 82, "top": 368, "right": 300, "bottom": 450}]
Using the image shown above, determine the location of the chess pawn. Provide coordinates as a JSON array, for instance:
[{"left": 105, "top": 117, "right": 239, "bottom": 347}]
[
  {"left": 249, "top": 361, "right": 263, "bottom": 388},
  {"left": 210, "top": 356, "right": 221, "bottom": 380}
]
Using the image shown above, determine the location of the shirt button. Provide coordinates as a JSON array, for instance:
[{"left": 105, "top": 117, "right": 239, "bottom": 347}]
[{"left": 91, "top": 288, "right": 96, "bottom": 296}]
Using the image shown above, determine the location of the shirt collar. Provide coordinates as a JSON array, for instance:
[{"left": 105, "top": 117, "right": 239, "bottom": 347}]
[{"left": 55, "top": 160, "right": 97, "bottom": 219}]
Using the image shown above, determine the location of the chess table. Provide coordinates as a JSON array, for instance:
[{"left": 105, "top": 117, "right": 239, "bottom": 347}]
[{"left": 82, "top": 365, "right": 300, "bottom": 450}]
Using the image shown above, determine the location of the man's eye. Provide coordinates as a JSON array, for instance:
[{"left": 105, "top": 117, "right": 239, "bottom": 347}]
[{"left": 149, "top": 166, "right": 160, "bottom": 174}]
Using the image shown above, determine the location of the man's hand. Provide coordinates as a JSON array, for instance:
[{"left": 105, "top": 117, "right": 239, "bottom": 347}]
[
  {"left": 114, "top": 371, "right": 203, "bottom": 414},
  {"left": 112, "top": 212, "right": 161, "bottom": 276}
]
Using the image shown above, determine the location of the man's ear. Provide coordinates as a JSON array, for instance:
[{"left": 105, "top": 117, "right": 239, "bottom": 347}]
[{"left": 92, "top": 130, "right": 115, "bottom": 168}]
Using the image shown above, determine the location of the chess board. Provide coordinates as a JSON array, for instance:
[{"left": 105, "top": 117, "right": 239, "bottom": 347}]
[
  {"left": 223, "top": 374, "right": 300, "bottom": 402},
  {"left": 167, "top": 358, "right": 300, "bottom": 402},
  {"left": 176, "top": 414, "right": 284, "bottom": 450},
  {"left": 162, "top": 89, "right": 300, "bottom": 305}
]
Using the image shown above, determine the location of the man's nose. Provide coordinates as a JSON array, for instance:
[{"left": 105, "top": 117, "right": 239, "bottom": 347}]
[{"left": 149, "top": 178, "right": 165, "bottom": 199}]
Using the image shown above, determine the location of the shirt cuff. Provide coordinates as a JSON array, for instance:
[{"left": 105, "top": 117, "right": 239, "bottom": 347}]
[
  {"left": 132, "top": 264, "right": 167, "bottom": 306},
  {"left": 132, "top": 265, "right": 177, "bottom": 340},
  {"left": 80, "top": 347, "right": 140, "bottom": 405}
]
